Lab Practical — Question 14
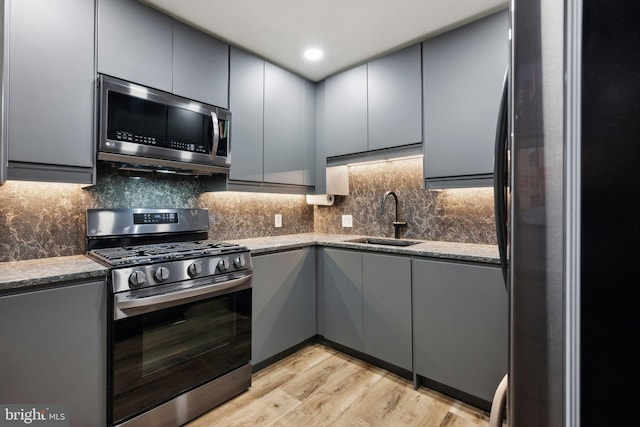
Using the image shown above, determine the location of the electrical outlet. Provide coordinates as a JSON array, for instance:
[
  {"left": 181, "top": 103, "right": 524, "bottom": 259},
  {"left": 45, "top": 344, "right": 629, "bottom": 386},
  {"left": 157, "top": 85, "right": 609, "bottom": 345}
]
[
  {"left": 275, "top": 214, "right": 282, "bottom": 228},
  {"left": 342, "top": 214, "right": 353, "bottom": 228}
]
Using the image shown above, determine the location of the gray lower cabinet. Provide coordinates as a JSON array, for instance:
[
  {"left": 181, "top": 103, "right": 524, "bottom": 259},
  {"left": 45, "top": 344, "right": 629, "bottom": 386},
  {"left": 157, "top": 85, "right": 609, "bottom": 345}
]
[
  {"left": 412, "top": 258, "right": 508, "bottom": 404},
  {"left": 321, "top": 248, "right": 412, "bottom": 370},
  {"left": 252, "top": 248, "right": 316, "bottom": 366},
  {"left": 3, "top": 0, "right": 95, "bottom": 184},
  {"left": 362, "top": 253, "right": 412, "bottom": 370},
  {"left": 322, "top": 248, "right": 364, "bottom": 351},
  {"left": 422, "top": 9, "right": 508, "bottom": 189},
  {"left": 0, "top": 279, "right": 107, "bottom": 427}
]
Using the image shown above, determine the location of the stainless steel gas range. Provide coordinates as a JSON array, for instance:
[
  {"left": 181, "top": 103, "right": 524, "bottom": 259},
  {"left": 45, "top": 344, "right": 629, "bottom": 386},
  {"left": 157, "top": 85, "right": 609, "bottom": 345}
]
[{"left": 86, "top": 208, "right": 252, "bottom": 427}]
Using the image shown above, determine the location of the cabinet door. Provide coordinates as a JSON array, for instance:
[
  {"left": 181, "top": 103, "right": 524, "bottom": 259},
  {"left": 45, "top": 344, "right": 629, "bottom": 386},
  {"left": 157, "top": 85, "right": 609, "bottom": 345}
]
[
  {"left": 229, "top": 47, "right": 264, "bottom": 182},
  {"left": 252, "top": 249, "right": 316, "bottom": 366},
  {"left": 368, "top": 44, "right": 423, "bottom": 151},
  {"left": 324, "top": 65, "right": 368, "bottom": 157},
  {"left": 263, "top": 63, "right": 304, "bottom": 185},
  {"left": 7, "top": 0, "right": 94, "bottom": 169},
  {"left": 314, "top": 81, "right": 327, "bottom": 193},
  {"left": 173, "top": 21, "right": 229, "bottom": 108},
  {"left": 0, "top": 280, "right": 107, "bottom": 426},
  {"left": 412, "top": 259, "right": 507, "bottom": 403},
  {"left": 97, "top": 0, "right": 173, "bottom": 92},
  {"left": 362, "top": 253, "right": 412, "bottom": 370},
  {"left": 322, "top": 249, "right": 363, "bottom": 351},
  {"left": 423, "top": 10, "right": 508, "bottom": 185},
  {"left": 303, "top": 80, "right": 317, "bottom": 187}
]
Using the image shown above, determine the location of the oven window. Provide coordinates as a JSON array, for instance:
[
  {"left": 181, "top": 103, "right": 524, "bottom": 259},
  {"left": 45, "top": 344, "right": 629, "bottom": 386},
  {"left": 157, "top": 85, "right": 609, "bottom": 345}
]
[
  {"left": 112, "top": 288, "right": 251, "bottom": 424},
  {"left": 141, "top": 297, "right": 236, "bottom": 376}
]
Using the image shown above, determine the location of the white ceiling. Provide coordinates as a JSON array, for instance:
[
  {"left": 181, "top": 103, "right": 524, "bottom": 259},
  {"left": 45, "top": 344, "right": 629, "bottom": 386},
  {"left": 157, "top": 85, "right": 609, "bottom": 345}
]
[{"left": 140, "top": 0, "right": 508, "bottom": 82}]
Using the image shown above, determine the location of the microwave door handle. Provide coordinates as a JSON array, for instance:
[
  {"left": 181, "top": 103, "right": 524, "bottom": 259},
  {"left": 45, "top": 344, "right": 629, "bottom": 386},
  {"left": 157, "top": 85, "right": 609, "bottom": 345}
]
[{"left": 211, "top": 111, "right": 220, "bottom": 159}]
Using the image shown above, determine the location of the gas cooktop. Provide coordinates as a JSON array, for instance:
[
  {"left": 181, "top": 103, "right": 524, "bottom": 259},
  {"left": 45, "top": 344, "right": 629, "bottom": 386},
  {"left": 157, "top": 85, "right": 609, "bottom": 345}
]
[{"left": 88, "top": 240, "right": 243, "bottom": 267}]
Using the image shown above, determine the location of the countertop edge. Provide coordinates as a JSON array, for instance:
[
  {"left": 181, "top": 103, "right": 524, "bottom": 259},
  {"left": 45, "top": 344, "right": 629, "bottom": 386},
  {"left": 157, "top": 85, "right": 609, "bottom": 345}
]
[
  {"left": 0, "top": 255, "right": 109, "bottom": 294},
  {"left": 0, "top": 234, "right": 499, "bottom": 293},
  {"left": 230, "top": 233, "right": 500, "bottom": 265}
]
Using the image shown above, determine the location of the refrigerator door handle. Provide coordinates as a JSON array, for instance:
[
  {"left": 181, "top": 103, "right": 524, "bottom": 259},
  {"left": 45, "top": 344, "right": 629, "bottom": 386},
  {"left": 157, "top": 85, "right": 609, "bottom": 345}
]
[
  {"left": 489, "top": 373, "right": 508, "bottom": 427},
  {"left": 493, "top": 67, "right": 510, "bottom": 290}
]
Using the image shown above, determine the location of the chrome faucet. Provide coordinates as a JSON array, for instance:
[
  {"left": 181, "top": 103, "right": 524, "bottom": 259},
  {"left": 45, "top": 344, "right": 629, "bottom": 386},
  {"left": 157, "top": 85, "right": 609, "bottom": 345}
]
[{"left": 381, "top": 191, "right": 408, "bottom": 239}]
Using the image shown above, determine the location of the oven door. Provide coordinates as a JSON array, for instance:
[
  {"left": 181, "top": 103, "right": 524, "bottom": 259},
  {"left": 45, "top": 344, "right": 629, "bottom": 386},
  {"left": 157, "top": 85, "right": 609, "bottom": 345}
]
[{"left": 110, "top": 276, "right": 251, "bottom": 426}]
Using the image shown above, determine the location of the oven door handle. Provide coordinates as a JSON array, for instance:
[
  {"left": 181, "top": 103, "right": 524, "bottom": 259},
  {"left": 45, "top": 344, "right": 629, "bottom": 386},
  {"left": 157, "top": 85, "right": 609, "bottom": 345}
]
[{"left": 115, "top": 274, "right": 252, "bottom": 318}]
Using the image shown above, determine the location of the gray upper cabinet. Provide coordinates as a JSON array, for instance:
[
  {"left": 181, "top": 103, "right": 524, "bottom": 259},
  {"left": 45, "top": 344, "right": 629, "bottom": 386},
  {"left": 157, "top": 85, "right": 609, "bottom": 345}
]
[
  {"left": 303, "top": 80, "right": 317, "bottom": 187},
  {"left": 314, "top": 81, "right": 327, "bottom": 193},
  {"left": 97, "top": 0, "right": 173, "bottom": 92},
  {"left": 229, "top": 47, "right": 265, "bottom": 183},
  {"left": 264, "top": 62, "right": 304, "bottom": 185},
  {"left": 173, "top": 21, "right": 229, "bottom": 108},
  {"left": 368, "top": 44, "right": 423, "bottom": 151},
  {"left": 324, "top": 65, "right": 368, "bottom": 158},
  {"left": 98, "top": 0, "right": 229, "bottom": 107},
  {"left": 3, "top": 0, "right": 95, "bottom": 184},
  {"left": 362, "top": 253, "right": 412, "bottom": 371},
  {"left": 422, "top": 9, "right": 508, "bottom": 189},
  {"left": 0, "top": 279, "right": 107, "bottom": 426},
  {"left": 252, "top": 249, "right": 316, "bottom": 367},
  {"left": 413, "top": 259, "right": 508, "bottom": 405},
  {"left": 229, "top": 47, "right": 315, "bottom": 189},
  {"left": 323, "top": 43, "right": 422, "bottom": 158}
]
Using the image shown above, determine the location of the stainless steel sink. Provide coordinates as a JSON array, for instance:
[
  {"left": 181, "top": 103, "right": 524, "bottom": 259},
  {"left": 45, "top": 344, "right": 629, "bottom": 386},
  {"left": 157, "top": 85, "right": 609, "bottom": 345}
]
[{"left": 345, "top": 237, "right": 420, "bottom": 247}]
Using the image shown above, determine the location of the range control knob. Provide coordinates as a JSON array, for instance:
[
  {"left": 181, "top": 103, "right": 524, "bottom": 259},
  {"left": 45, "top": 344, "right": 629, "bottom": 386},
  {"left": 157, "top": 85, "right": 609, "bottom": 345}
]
[
  {"left": 128, "top": 270, "right": 146, "bottom": 288},
  {"left": 233, "top": 256, "right": 246, "bottom": 268},
  {"left": 155, "top": 266, "right": 170, "bottom": 282},
  {"left": 217, "top": 258, "right": 230, "bottom": 272},
  {"left": 187, "top": 261, "right": 203, "bottom": 278}
]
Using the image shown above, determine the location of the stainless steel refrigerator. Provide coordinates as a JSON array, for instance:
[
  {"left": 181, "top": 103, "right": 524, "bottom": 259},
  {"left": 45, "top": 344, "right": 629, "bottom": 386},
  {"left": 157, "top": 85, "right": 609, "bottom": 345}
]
[{"left": 493, "top": 0, "right": 639, "bottom": 426}]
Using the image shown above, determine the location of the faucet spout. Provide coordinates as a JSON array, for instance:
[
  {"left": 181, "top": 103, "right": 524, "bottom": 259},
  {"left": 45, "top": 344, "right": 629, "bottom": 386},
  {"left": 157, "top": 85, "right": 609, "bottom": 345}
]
[
  {"left": 380, "top": 191, "right": 407, "bottom": 239},
  {"left": 381, "top": 191, "right": 397, "bottom": 216}
]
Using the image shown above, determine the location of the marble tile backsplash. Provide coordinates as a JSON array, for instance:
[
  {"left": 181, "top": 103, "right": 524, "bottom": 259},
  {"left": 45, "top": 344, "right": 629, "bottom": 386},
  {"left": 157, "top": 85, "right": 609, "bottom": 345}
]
[
  {"left": 0, "top": 158, "right": 496, "bottom": 262},
  {"left": 0, "top": 167, "right": 312, "bottom": 262},
  {"left": 314, "top": 158, "right": 497, "bottom": 244}
]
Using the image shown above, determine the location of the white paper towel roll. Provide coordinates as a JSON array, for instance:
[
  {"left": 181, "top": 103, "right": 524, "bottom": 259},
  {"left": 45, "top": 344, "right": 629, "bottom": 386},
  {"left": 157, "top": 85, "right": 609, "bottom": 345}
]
[{"left": 306, "top": 194, "right": 335, "bottom": 206}]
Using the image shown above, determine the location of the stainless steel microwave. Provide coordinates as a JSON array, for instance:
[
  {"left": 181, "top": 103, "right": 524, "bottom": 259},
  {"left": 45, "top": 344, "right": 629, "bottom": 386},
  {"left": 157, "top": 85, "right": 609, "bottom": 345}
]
[{"left": 97, "top": 75, "right": 230, "bottom": 175}]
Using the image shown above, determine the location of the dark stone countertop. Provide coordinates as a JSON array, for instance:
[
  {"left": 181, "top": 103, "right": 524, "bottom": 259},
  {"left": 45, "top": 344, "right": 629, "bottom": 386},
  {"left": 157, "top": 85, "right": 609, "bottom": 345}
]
[
  {"left": 0, "top": 234, "right": 499, "bottom": 294},
  {"left": 227, "top": 233, "right": 500, "bottom": 264},
  {"left": 0, "top": 255, "right": 108, "bottom": 294}
]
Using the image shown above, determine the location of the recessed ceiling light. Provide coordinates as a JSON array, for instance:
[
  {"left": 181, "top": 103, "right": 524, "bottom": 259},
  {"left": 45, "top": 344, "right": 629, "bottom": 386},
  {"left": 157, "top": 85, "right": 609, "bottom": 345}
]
[{"left": 304, "top": 48, "right": 323, "bottom": 61}]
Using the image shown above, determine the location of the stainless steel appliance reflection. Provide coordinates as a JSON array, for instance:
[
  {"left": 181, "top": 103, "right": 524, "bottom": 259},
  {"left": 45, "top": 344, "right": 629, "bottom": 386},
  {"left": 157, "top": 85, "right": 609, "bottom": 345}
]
[
  {"left": 86, "top": 208, "right": 252, "bottom": 427},
  {"left": 492, "top": 0, "right": 639, "bottom": 426}
]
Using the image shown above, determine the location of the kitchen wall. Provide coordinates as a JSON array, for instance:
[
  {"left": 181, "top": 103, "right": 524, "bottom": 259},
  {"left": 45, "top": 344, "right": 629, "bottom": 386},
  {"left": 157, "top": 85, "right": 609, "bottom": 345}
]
[
  {"left": 315, "top": 157, "right": 497, "bottom": 244},
  {"left": 0, "top": 166, "right": 313, "bottom": 262},
  {"left": 0, "top": 158, "right": 496, "bottom": 263}
]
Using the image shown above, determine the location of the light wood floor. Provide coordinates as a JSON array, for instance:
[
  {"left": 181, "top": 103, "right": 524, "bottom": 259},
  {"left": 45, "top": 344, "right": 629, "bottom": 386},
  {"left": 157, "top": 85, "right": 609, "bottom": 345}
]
[{"left": 185, "top": 343, "right": 493, "bottom": 427}]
